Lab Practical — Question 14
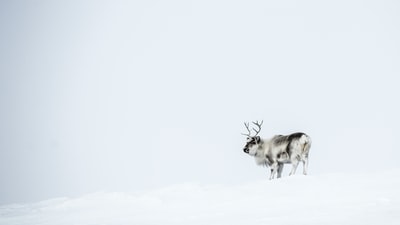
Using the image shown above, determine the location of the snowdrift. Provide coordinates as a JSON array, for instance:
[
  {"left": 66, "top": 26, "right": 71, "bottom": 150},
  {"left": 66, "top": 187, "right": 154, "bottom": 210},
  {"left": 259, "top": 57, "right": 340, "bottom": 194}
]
[{"left": 1, "top": 170, "right": 400, "bottom": 225}]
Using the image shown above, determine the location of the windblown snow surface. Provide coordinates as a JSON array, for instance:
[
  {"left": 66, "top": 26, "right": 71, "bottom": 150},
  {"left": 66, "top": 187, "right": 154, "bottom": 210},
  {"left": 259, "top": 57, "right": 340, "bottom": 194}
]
[{"left": 1, "top": 170, "right": 399, "bottom": 225}]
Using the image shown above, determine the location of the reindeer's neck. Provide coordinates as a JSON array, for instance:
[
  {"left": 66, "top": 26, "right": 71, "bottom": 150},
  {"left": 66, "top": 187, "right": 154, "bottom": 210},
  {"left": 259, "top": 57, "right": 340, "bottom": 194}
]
[{"left": 254, "top": 139, "right": 267, "bottom": 166}]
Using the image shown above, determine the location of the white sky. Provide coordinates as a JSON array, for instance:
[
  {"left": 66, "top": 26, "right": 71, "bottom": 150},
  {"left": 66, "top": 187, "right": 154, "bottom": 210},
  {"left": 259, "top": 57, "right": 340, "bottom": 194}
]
[{"left": 1, "top": 0, "right": 399, "bottom": 204}]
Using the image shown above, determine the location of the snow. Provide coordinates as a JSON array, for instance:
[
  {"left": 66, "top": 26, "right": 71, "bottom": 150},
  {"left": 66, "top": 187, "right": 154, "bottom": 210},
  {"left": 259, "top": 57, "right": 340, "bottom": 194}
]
[{"left": 1, "top": 170, "right": 400, "bottom": 225}]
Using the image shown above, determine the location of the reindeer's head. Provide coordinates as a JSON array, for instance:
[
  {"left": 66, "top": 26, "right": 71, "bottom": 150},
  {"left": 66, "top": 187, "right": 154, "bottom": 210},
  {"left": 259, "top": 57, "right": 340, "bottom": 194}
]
[{"left": 242, "top": 120, "right": 263, "bottom": 156}]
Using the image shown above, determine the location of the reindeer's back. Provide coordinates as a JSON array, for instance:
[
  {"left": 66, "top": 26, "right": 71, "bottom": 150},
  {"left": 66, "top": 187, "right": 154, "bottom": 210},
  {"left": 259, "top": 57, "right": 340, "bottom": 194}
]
[{"left": 271, "top": 132, "right": 310, "bottom": 153}]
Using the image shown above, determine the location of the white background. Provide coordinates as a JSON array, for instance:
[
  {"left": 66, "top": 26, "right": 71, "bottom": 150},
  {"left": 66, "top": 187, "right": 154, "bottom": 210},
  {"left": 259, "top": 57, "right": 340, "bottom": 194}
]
[{"left": 1, "top": 0, "right": 399, "bottom": 204}]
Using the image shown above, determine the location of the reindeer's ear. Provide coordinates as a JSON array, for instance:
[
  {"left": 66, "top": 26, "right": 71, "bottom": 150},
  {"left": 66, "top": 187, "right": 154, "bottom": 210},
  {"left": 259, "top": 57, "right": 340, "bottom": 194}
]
[{"left": 255, "top": 136, "right": 261, "bottom": 143}]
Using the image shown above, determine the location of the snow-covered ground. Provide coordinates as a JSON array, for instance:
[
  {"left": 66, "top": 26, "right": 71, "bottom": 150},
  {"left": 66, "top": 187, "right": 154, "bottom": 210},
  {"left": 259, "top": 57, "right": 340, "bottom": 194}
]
[{"left": 1, "top": 169, "right": 399, "bottom": 225}]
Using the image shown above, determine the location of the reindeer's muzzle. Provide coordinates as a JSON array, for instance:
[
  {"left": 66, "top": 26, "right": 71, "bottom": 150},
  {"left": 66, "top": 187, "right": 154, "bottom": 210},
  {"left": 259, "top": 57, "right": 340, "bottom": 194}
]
[{"left": 243, "top": 147, "right": 249, "bottom": 154}]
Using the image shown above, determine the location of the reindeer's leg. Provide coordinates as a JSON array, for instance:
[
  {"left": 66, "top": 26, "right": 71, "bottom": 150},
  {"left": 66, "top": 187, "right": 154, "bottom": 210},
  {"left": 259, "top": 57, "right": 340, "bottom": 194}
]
[
  {"left": 269, "top": 168, "right": 276, "bottom": 180},
  {"left": 269, "top": 162, "right": 278, "bottom": 180},
  {"left": 289, "top": 160, "right": 299, "bottom": 176},
  {"left": 302, "top": 157, "right": 309, "bottom": 175},
  {"left": 277, "top": 163, "right": 284, "bottom": 178}
]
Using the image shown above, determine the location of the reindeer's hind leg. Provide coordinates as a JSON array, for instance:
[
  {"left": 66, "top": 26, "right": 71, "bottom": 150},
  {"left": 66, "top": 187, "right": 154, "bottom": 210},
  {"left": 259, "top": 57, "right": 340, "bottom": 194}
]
[
  {"left": 289, "top": 159, "right": 299, "bottom": 176},
  {"left": 302, "top": 157, "right": 309, "bottom": 175}
]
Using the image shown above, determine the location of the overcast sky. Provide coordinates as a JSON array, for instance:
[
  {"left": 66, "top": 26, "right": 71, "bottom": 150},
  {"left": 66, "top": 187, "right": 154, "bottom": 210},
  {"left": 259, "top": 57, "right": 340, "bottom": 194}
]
[{"left": 1, "top": 0, "right": 399, "bottom": 204}]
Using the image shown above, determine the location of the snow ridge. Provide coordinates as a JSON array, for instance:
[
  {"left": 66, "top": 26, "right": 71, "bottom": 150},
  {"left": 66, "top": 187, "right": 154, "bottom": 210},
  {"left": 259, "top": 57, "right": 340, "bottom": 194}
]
[{"left": 1, "top": 170, "right": 400, "bottom": 225}]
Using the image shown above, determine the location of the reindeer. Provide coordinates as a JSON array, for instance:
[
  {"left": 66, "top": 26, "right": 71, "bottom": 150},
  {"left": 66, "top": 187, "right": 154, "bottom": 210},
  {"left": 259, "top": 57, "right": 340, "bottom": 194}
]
[{"left": 242, "top": 121, "right": 312, "bottom": 179}]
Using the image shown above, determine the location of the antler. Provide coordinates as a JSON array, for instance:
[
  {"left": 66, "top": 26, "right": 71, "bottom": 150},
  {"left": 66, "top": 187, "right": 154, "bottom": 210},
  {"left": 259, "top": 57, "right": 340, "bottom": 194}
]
[
  {"left": 242, "top": 120, "right": 263, "bottom": 137},
  {"left": 251, "top": 120, "right": 263, "bottom": 136},
  {"left": 241, "top": 122, "right": 252, "bottom": 137}
]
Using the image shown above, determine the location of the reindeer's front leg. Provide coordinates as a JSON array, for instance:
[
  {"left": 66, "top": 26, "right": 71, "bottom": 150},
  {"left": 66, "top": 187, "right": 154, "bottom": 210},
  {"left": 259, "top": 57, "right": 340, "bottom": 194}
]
[
  {"left": 277, "top": 163, "right": 284, "bottom": 178},
  {"left": 269, "top": 162, "right": 279, "bottom": 180}
]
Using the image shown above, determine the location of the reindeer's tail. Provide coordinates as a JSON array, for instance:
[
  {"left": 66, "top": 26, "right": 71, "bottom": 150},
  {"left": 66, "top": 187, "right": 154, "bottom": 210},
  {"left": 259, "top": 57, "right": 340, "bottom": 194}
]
[{"left": 301, "top": 134, "right": 312, "bottom": 157}]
